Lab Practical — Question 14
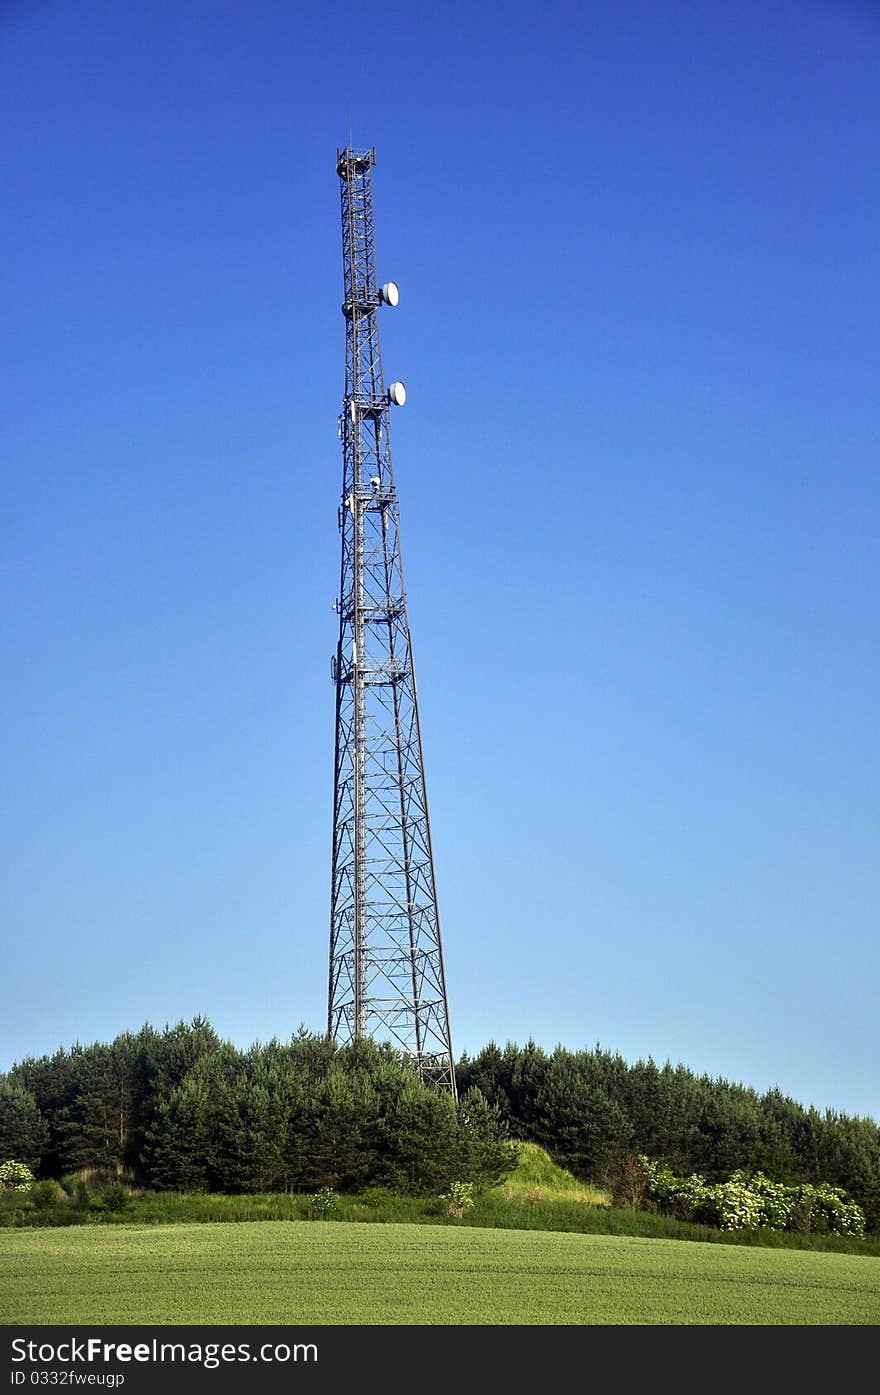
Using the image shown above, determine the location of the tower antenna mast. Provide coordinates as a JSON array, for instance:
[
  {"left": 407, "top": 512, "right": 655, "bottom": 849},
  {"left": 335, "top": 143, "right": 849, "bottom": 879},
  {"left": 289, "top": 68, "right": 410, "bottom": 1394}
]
[{"left": 328, "top": 147, "right": 456, "bottom": 1094}]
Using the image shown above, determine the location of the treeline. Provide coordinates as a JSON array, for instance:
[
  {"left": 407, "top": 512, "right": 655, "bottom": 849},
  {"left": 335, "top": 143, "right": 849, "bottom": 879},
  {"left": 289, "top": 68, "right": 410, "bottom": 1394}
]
[
  {"left": 458, "top": 1042, "right": 880, "bottom": 1228},
  {"left": 3, "top": 1023, "right": 879, "bottom": 1230},
  {"left": 0, "top": 1020, "right": 512, "bottom": 1195}
]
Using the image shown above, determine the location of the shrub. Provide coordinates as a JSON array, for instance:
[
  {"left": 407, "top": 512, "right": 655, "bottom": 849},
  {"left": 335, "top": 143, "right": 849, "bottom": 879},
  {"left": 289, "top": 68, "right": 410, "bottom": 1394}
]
[
  {"left": 678, "top": 1175, "right": 720, "bottom": 1225},
  {"left": 311, "top": 1187, "right": 337, "bottom": 1220},
  {"left": 744, "top": 1171, "right": 792, "bottom": 1230},
  {"left": 715, "top": 1178, "right": 763, "bottom": 1231},
  {"left": 98, "top": 1183, "right": 132, "bottom": 1214},
  {"left": 632, "top": 1157, "right": 866, "bottom": 1237},
  {"left": 0, "top": 1161, "right": 34, "bottom": 1192},
  {"left": 638, "top": 1156, "right": 680, "bottom": 1210},
  {"left": 360, "top": 1186, "right": 397, "bottom": 1207},
  {"left": 837, "top": 1203, "right": 867, "bottom": 1238},
  {"left": 30, "top": 1179, "right": 67, "bottom": 1211},
  {"left": 71, "top": 1181, "right": 92, "bottom": 1211},
  {"left": 440, "top": 1181, "right": 474, "bottom": 1219},
  {"left": 793, "top": 1183, "right": 865, "bottom": 1238},
  {"left": 605, "top": 1152, "right": 647, "bottom": 1210}
]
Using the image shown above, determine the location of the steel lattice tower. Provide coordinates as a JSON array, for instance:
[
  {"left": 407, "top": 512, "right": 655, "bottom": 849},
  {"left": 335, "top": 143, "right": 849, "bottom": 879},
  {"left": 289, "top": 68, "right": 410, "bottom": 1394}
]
[{"left": 328, "top": 147, "right": 456, "bottom": 1094}]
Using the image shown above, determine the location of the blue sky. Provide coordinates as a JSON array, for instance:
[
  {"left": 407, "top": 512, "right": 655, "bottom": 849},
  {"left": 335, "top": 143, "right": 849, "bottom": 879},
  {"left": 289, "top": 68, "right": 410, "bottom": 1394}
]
[{"left": 2, "top": 0, "right": 878, "bottom": 1121}]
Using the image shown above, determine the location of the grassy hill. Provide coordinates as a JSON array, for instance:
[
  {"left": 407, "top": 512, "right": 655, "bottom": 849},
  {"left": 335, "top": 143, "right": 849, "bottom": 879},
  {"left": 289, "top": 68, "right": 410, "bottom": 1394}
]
[{"left": 493, "top": 1141, "right": 610, "bottom": 1205}]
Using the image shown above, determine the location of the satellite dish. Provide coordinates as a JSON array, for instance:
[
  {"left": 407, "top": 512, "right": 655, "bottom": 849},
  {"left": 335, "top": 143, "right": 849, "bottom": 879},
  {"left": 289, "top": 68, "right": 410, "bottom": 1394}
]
[
  {"left": 380, "top": 282, "right": 399, "bottom": 307},
  {"left": 388, "top": 381, "right": 406, "bottom": 407}
]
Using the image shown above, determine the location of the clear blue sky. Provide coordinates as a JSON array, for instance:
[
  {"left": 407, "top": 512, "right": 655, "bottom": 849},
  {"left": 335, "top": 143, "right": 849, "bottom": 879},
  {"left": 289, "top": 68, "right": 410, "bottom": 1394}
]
[{"left": 2, "top": 0, "right": 878, "bottom": 1121}]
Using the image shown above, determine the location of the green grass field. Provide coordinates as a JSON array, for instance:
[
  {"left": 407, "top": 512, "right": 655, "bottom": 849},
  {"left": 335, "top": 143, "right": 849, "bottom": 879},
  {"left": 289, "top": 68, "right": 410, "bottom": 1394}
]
[{"left": 2, "top": 1221, "right": 878, "bottom": 1324}]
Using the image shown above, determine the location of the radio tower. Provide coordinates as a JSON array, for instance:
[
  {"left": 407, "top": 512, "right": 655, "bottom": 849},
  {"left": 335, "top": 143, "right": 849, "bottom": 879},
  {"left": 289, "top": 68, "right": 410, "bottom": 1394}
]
[{"left": 328, "top": 147, "right": 456, "bottom": 1094}]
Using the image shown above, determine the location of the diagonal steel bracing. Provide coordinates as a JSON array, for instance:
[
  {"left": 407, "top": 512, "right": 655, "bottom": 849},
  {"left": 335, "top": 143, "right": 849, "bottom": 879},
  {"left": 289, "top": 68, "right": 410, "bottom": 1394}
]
[{"left": 327, "top": 147, "right": 456, "bottom": 1094}]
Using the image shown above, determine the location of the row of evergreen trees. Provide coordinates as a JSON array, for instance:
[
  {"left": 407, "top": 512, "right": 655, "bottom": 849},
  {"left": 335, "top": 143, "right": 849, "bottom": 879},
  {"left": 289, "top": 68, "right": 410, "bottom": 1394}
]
[
  {"left": 2, "top": 1021, "right": 878, "bottom": 1227},
  {"left": 0, "top": 1020, "right": 512, "bottom": 1195},
  {"left": 458, "top": 1041, "right": 880, "bottom": 1227}
]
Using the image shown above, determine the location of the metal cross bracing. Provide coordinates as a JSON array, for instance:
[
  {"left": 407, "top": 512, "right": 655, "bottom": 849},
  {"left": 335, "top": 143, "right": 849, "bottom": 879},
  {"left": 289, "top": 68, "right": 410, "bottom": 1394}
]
[{"left": 328, "top": 147, "right": 456, "bottom": 1095}]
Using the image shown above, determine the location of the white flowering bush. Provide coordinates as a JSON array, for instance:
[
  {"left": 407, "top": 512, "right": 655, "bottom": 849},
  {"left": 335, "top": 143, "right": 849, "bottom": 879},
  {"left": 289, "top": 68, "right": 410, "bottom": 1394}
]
[
  {"left": 742, "top": 1171, "right": 793, "bottom": 1230},
  {"left": 637, "top": 1156, "right": 680, "bottom": 1208},
  {"left": 633, "top": 1156, "right": 865, "bottom": 1236},
  {"left": 310, "top": 1187, "right": 337, "bottom": 1219},
  {"left": 0, "top": 1161, "right": 34, "bottom": 1193},
  {"left": 792, "top": 1182, "right": 866, "bottom": 1237},
  {"left": 715, "top": 1177, "right": 764, "bottom": 1231},
  {"left": 679, "top": 1174, "right": 721, "bottom": 1226},
  {"left": 835, "top": 1202, "right": 867, "bottom": 1238},
  {"left": 440, "top": 1181, "right": 475, "bottom": 1219},
  {"left": 639, "top": 1158, "right": 715, "bottom": 1221}
]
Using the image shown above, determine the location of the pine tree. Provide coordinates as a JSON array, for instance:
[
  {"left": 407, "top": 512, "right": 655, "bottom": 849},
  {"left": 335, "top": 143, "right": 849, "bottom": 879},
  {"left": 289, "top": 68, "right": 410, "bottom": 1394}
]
[
  {"left": 379, "top": 1078, "right": 461, "bottom": 1194},
  {"left": 456, "top": 1087, "right": 517, "bottom": 1182},
  {"left": 0, "top": 1081, "right": 49, "bottom": 1171},
  {"left": 141, "top": 1075, "right": 211, "bottom": 1191},
  {"left": 533, "top": 1050, "right": 632, "bottom": 1176}
]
